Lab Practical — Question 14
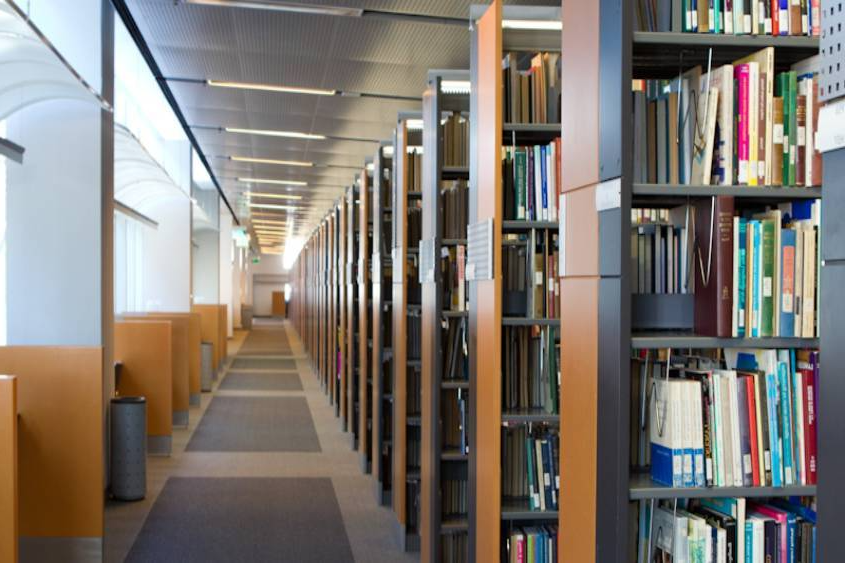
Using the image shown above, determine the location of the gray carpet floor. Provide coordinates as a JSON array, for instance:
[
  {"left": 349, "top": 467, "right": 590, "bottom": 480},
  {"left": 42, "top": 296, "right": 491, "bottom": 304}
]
[
  {"left": 185, "top": 396, "right": 321, "bottom": 452},
  {"left": 124, "top": 477, "right": 354, "bottom": 563},
  {"left": 230, "top": 357, "right": 297, "bottom": 370},
  {"left": 218, "top": 371, "right": 303, "bottom": 391}
]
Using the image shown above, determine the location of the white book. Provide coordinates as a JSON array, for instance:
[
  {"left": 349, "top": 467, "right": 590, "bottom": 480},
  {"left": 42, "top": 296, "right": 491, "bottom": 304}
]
[
  {"left": 689, "top": 380, "right": 705, "bottom": 487},
  {"left": 711, "top": 372, "right": 725, "bottom": 487},
  {"left": 803, "top": 227, "right": 816, "bottom": 337},
  {"left": 794, "top": 228, "right": 804, "bottom": 337},
  {"left": 681, "top": 381, "right": 694, "bottom": 487},
  {"left": 728, "top": 371, "right": 744, "bottom": 487},
  {"left": 794, "top": 369, "right": 807, "bottom": 484},
  {"left": 716, "top": 526, "right": 727, "bottom": 563}
]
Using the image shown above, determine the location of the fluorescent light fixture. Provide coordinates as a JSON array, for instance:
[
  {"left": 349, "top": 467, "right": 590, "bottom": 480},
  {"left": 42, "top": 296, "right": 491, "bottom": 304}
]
[
  {"left": 225, "top": 127, "right": 326, "bottom": 141},
  {"left": 239, "top": 177, "right": 308, "bottom": 186},
  {"left": 502, "top": 19, "right": 562, "bottom": 30},
  {"left": 405, "top": 118, "right": 424, "bottom": 131},
  {"left": 255, "top": 228, "right": 287, "bottom": 233},
  {"left": 441, "top": 80, "right": 471, "bottom": 94},
  {"left": 252, "top": 219, "right": 287, "bottom": 226},
  {"left": 249, "top": 203, "right": 299, "bottom": 211},
  {"left": 208, "top": 79, "right": 336, "bottom": 96},
  {"left": 245, "top": 192, "right": 303, "bottom": 200},
  {"left": 231, "top": 156, "right": 313, "bottom": 167},
  {"left": 366, "top": 163, "right": 374, "bottom": 172},
  {"left": 184, "top": 0, "right": 364, "bottom": 17}
]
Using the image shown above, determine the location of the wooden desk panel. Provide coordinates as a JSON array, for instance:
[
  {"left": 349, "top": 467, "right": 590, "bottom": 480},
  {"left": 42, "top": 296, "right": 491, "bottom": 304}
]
[{"left": 0, "top": 375, "right": 17, "bottom": 562}]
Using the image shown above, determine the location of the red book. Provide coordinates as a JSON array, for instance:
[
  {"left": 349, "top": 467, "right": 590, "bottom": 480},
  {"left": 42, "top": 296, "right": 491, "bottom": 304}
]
[
  {"left": 771, "top": 0, "right": 780, "bottom": 35},
  {"left": 694, "top": 196, "right": 735, "bottom": 337},
  {"left": 803, "top": 368, "right": 818, "bottom": 485},
  {"left": 743, "top": 374, "right": 761, "bottom": 487}
]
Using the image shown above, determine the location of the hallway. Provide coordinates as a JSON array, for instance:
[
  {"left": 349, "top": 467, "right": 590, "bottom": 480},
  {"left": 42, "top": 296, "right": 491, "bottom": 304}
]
[{"left": 105, "top": 319, "right": 415, "bottom": 563}]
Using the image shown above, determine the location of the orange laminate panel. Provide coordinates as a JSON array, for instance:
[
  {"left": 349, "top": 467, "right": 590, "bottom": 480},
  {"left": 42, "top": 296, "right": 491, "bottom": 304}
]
[
  {"left": 115, "top": 321, "right": 173, "bottom": 438},
  {"left": 474, "top": 2, "right": 503, "bottom": 562},
  {"left": 0, "top": 347, "right": 103, "bottom": 538},
  {"left": 0, "top": 375, "right": 17, "bottom": 562},
  {"left": 559, "top": 277, "right": 599, "bottom": 562},
  {"left": 564, "top": 184, "right": 600, "bottom": 277},
  {"left": 272, "top": 291, "right": 286, "bottom": 316},
  {"left": 218, "top": 304, "right": 228, "bottom": 362},
  {"left": 193, "top": 304, "right": 222, "bottom": 371},
  {"left": 561, "top": 0, "right": 600, "bottom": 192}
]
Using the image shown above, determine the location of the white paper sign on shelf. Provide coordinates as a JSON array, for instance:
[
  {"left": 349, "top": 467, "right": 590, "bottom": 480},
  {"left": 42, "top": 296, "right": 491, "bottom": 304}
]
[{"left": 466, "top": 219, "right": 493, "bottom": 281}]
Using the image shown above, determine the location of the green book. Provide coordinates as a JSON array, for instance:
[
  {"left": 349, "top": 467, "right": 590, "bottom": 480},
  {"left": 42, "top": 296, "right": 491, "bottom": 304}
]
[
  {"left": 787, "top": 71, "right": 798, "bottom": 187},
  {"left": 514, "top": 149, "right": 527, "bottom": 220},
  {"left": 759, "top": 219, "right": 775, "bottom": 337},
  {"left": 525, "top": 436, "right": 537, "bottom": 509},
  {"left": 776, "top": 73, "right": 790, "bottom": 186}
]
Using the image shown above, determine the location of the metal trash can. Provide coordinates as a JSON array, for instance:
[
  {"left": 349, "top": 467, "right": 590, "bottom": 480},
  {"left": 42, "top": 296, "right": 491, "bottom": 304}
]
[
  {"left": 110, "top": 396, "right": 146, "bottom": 501},
  {"left": 241, "top": 304, "right": 253, "bottom": 330},
  {"left": 201, "top": 342, "right": 214, "bottom": 391}
]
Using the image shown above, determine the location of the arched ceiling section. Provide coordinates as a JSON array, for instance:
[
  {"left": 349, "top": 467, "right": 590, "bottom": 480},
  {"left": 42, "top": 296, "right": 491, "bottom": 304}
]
[{"left": 0, "top": 3, "right": 107, "bottom": 122}]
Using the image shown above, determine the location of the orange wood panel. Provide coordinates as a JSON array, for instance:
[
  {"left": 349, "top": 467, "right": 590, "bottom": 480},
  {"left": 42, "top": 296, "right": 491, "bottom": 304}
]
[
  {"left": 359, "top": 170, "right": 370, "bottom": 462},
  {"left": 558, "top": 277, "right": 599, "bottom": 562},
  {"left": 192, "top": 304, "right": 222, "bottom": 371},
  {"left": 561, "top": 0, "right": 600, "bottom": 192},
  {"left": 272, "top": 291, "right": 286, "bottom": 316},
  {"left": 474, "top": 2, "right": 503, "bottom": 561},
  {"left": 122, "top": 314, "right": 190, "bottom": 416},
  {"left": 115, "top": 321, "right": 173, "bottom": 439},
  {"left": 392, "top": 121, "right": 409, "bottom": 525},
  {"left": 339, "top": 197, "right": 348, "bottom": 425},
  {"left": 218, "top": 304, "right": 228, "bottom": 363},
  {"left": 0, "top": 375, "right": 17, "bottom": 562},
  {"left": 0, "top": 347, "right": 103, "bottom": 538},
  {"left": 563, "top": 184, "right": 600, "bottom": 277}
]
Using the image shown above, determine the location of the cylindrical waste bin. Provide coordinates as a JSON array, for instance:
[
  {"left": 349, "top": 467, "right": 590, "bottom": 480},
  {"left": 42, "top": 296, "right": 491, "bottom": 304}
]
[
  {"left": 201, "top": 341, "right": 214, "bottom": 391},
  {"left": 110, "top": 396, "right": 146, "bottom": 501},
  {"left": 241, "top": 304, "right": 253, "bottom": 330}
]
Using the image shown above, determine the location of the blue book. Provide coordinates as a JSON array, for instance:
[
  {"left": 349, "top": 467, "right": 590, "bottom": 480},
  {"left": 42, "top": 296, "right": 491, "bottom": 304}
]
[
  {"left": 778, "top": 355, "right": 795, "bottom": 485},
  {"left": 766, "top": 372, "right": 783, "bottom": 487},
  {"left": 780, "top": 229, "right": 796, "bottom": 337},
  {"left": 540, "top": 438, "right": 554, "bottom": 510},
  {"left": 745, "top": 520, "right": 754, "bottom": 563},
  {"left": 540, "top": 145, "right": 548, "bottom": 221},
  {"left": 738, "top": 218, "right": 747, "bottom": 337}
]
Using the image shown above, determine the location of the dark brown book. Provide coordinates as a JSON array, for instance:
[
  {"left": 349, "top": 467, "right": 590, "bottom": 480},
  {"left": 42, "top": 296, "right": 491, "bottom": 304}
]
[
  {"left": 772, "top": 97, "right": 784, "bottom": 186},
  {"left": 694, "top": 196, "right": 734, "bottom": 337}
]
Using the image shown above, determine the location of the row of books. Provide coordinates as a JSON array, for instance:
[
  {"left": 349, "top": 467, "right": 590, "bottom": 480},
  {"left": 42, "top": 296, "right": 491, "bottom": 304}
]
[
  {"left": 443, "top": 112, "right": 469, "bottom": 168},
  {"left": 507, "top": 526, "right": 558, "bottom": 563},
  {"left": 646, "top": 348, "right": 818, "bottom": 489},
  {"left": 632, "top": 50, "right": 821, "bottom": 187},
  {"left": 503, "top": 326, "right": 560, "bottom": 415},
  {"left": 407, "top": 311, "right": 421, "bottom": 361},
  {"left": 442, "top": 246, "right": 467, "bottom": 313},
  {"left": 405, "top": 148, "right": 423, "bottom": 193},
  {"left": 408, "top": 431, "right": 421, "bottom": 471},
  {"left": 636, "top": 0, "right": 822, "bottom": 35},
  {"left": 407, "top": 364, "right": 421, "bottom": 419},
  {"left": 442, "top": 478, "right": 468, "bottom": 518},
  {"left": 631, "top": 207, "right": 692, "bottom": 295},
  {"left": 442, "top": 317, "right": 468, "bottom": 382},
  {"left": 695, "top": 198, "right": 819, "bottom": 338},
  {"left": 407, "top": 206, "right": 422, "bottom": 249},
  {"left": 503, "top": 139, "right": 561, "bottom": 222},
  {"left": 502, "top": 425, "right": 560, "bottom": 511},
  {"left": 442, "top": 534, "right": 468, "bottom": 563},
  {"left": 502, "top": 231, "right": 560, "bottom": 319},
  {"left": 637, "top": 497, "right": 817, "bottom": 563},
  {"left": 443, "top": 388, "right": 468, "bottom": 454},
  {"left": 442, "top": 180, "right": 468, "bottom": 239},
  {"left": 502, "top": 51, "right": 561, "bottom": 124}
]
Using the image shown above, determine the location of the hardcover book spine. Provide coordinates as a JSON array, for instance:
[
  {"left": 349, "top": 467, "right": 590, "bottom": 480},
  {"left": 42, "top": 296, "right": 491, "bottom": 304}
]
[
  {"left": 778, "top": 360, "right": 795, "bottom": 485},
  {"left": 737, "top": 65, "right": 750, "bottom": 184},
  {"left": 803, "top": 369, "right": 817, "bottom": 484}
]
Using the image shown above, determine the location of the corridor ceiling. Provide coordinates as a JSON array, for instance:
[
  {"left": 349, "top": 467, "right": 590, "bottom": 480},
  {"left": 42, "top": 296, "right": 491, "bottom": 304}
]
[{"left": 124, "top": 0, "right": 558, "bottom": 250}]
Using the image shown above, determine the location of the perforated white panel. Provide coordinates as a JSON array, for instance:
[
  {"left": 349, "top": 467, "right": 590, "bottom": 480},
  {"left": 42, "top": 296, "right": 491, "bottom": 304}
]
[{"left": 822, "top": 0, "right": 845, "bottom": 101}]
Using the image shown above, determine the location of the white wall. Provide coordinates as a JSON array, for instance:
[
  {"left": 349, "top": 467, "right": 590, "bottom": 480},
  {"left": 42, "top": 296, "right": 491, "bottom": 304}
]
[
  {"left": 141, "top": 196, "right": 191, "bottom": 312},
  {"left": 218, "top": 204, "right": 233, "bottom": 336},
  {"left": 6, "top": 98, "right": 102, "bottom": 345},
  {"left": 250, "top": 253, "right": 289, "bottom": 316},
  {"left": 192, "top": 228, "right": 218, "bottom": 304}
]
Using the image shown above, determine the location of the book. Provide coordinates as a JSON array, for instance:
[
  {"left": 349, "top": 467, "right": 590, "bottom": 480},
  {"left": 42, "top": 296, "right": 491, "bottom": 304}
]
[{"left": 694, "top": 196, "right": 734, "bottom": 337}]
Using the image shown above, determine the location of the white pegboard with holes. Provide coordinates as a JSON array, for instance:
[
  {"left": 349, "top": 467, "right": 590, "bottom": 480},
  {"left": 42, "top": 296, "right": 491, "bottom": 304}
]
[{"left": 821, "top": 0, "right": 845, "bottom": 101}]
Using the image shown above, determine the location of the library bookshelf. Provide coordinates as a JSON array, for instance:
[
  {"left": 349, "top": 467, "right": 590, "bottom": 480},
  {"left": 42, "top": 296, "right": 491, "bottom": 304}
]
[
  {"left": 372, "top": 142, "right": 395, "bottom": 505},
  {"left": 392, "top": 111, "right": 424, "bottom": 552},
  {"left": 419, "top": 69, "right": 471, "bottom": 563},
  {"left": 346, "top": 184, "right": 361, "bottom": 450},
  {"left": 359, "top": 167, "right": 374, "bottom": 474},
  {"left": 559, "top": 1, "right": 825, "bottom": 562},
  {"left": 468, "top": 3, "right": 562, "bottom": 562},
  {"left": 338, "top": 195, "right": 349, "bottom": 429}
]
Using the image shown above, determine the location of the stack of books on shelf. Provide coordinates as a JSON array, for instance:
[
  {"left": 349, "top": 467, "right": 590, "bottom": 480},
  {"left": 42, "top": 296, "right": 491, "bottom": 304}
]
[
  {"left": 443, "top": 113, "right": 469, "bottom": 168},
  {"left": 638, "top": 497, "right": 817, "bottom": 562},
  {"left": 637, "top": 347, "right": 818, "bottom": 489},
  {"left": 635, "top": 0, "right": 822, "bottom": 35},
  {"left": 502, "top": 51, "right": 561, "bottom": 123},
  {"left": 442, "top": 478, "right": 468, "bottom": 518},
  {"left": 503, "top": 139, "right": 562, "bottom": 222},
  {"left": 632, "top": 50, "right": 821, "bottom": 187},
  {"left": 502, "top": 425, "right": 560, "bottom": 510},
  {"left": 503, "top": 326, "right": 559, "bottom": 415},
  {"left": 405, "top": 149, "right": 423, "bottom": 193},
  {"left": 442, "top": 317, "right": 468, "bottom": 381},
  {"left": 506, "top": 526, "right": 559, "bottom": 563},
  {"left": 442, "top": 247, "right": 467, "bottom": 314},
  {"left": 442, "top": 535, "right": 468, "bottom": 563},
  {"left": 631, "top": 208, "right": 693, "bottom": 296},
  {"left": 443, "top": 180, "right": 469, "bottom": 238},
  {"left": 502, "top": 230, "right": 559, "bottom": 319},
  {"left": 443, "top": 389, "right": 468, "bottom": 454},
  {"left": 694, "top": 198, "right": 819, "bottom": 338}
]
